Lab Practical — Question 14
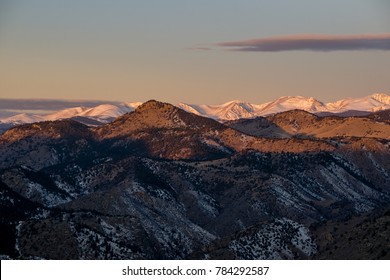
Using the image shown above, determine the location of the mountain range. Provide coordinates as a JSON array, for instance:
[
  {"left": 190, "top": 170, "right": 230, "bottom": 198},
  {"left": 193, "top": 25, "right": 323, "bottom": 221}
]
[
  {"left": 178, "top": 93, "right": 390, "bottom": 120},
  {"left": 1, "top": 94, "right": 389, "bottom": 133},
  {"left": 0, "top": 99, "right": 390, "bottom": 260}
]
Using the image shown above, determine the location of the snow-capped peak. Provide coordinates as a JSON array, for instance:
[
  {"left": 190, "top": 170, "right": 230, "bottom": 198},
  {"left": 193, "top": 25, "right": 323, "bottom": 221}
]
[
  {"left": 1, "top": 93, "right": 390, "bottom": 128},
  {"left": 177, "top": 100, "right": 257, "bottom": 121},
  {"left": 258, "top": 96, "right": 327, "bottom": 115},
  {"left": 219, "top": 100, "right": 248, "bottom": 106},
  {"left": 326, "top": 93, "right": 390, "bottom": 113},
  {"left": 81, "top": 104, "right": 131, "bottom": 120},
  {"left": 177, "top": 93, "right": 390, "bottom": 120},
  {"left": 0, "top": 103, "right": 141, "bottom": 126},
  {"left": 0, "top": 113, "right": 44, "bottom": 125},
  {"left": 370, "top": 93, "right": 390, "bottom": 104},
  {"left": 45, "top": 107, "right": 88, "bottom": 121}
]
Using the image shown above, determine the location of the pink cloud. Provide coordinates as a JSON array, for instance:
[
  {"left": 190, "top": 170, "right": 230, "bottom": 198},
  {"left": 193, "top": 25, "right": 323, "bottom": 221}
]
[{"left": 216, "top": 33, "right": 390, "bottom": 52}]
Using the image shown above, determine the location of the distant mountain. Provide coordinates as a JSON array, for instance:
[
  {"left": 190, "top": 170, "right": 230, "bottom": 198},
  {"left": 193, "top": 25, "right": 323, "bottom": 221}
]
[
  {"left": 0, "top": 113, "right": 44, "bottom": 125},
  {"left": 0, "top": 100, "right": 332, "bottom": 169},
  {"left": 1, "top": 94, "right": 390, "bottom": 131},
  {"left": 178, "top": 93, "right": 390, "bottom": 121},
  {"left": 252, "top": 96, "right": 328, "bottom": 116},
  {"left": 1, "top": 94, "right": 390, "bottom": 133},
  {"left": 0, "top": 102, "right": 142, "bottom": 128},
  {"left": 0, "top": 99, "right": 390, "bottom": 260},
  {"left": 94, "top": 100, "right": 333, "bottom": 160},
  {"left": 177, "top": 100, "right": 265, "bottom": 121},
  {"left": 326, "top": 93, "right": 390, "bottom": 113}
]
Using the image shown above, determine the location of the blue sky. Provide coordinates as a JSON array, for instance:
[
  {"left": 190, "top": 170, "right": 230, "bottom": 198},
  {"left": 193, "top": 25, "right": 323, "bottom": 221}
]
[{"left": 0, "top": 0, "right": 389, "bottom": 104}]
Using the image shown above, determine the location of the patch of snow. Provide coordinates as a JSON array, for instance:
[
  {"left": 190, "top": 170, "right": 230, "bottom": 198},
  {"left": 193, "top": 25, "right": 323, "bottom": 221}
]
[{"left": 229, "top": 218, "right": 317, "bottom": 259}]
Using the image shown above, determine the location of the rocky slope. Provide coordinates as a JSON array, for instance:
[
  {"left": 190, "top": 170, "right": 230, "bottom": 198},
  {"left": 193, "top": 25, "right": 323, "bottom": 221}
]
[
  {"left": 0, "top": 100, "right": 389, "bottom": 260},
  {"left": 228, "top": 109, "right": 390, "bottom": 139}
]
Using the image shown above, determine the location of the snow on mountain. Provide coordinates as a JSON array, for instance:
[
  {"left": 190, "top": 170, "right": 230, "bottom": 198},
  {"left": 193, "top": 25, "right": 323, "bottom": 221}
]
[
  {"left": 0, "top": 103, "right": 142, "bottom": 126},
  {"left": 77, "top": 103, "right": 142, "bottom": 121},
  {"left": 0, "top": 93, "right": 389, "bottom": 127},
  {"left": 178, "top": 93, "right": 390, "bottom": 121},
  {"left": 177, "top": 100, "right": 265, "bottom": 120},
  {"left": 258, "top": 96, "right": 328, "bottom": 116},
  {"left": 123, "top": 102, "right": 144, "bottom": 110},
  {"left": 178, "top": 96, "right": 329, "bottom": 120},
  {"left": 45, "top": 107, "right": 88, "bottom": 121},
  {"left": 326, "top": 93, "right": 390, "bottom": 113},
  {"left": 80, "top": 104, "right": 131, "bottom": 121},
  {"left": 0, "top": 113, "right": 44, "bottom": 125}
]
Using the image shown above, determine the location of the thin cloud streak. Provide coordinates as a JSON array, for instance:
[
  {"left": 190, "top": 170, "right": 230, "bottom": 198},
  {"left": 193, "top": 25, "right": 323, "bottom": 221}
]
[{"left": 216, "top": 34, "right": 390, "bottom": 52}]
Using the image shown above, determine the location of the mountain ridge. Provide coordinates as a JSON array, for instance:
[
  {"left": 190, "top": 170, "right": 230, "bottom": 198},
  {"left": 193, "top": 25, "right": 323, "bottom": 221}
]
[
  {"left": 1, "top": 94, "right": 389, "bottom": 130},
  {"left": 177, "top": 93, "right": 390, "bottom": 121},
  {"left": 228, "top": 109, "right": 390, "bottom": 140},
  {"left": 0, "top": 99, "right": 390, "bottom": 260},
  {"left": 0, "top": 100, "right": 336, "bottom": 170}
]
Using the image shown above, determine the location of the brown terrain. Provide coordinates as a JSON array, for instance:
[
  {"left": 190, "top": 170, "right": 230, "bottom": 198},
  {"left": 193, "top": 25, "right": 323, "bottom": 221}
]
[{"left": 0, "top": 100, "right": 389, "bottom": 259}]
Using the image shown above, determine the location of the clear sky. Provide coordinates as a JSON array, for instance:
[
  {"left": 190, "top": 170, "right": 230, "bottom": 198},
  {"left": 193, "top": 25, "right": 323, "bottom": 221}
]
[{"left": 0, "top": 0, "right": 389, "bottom": 104}]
